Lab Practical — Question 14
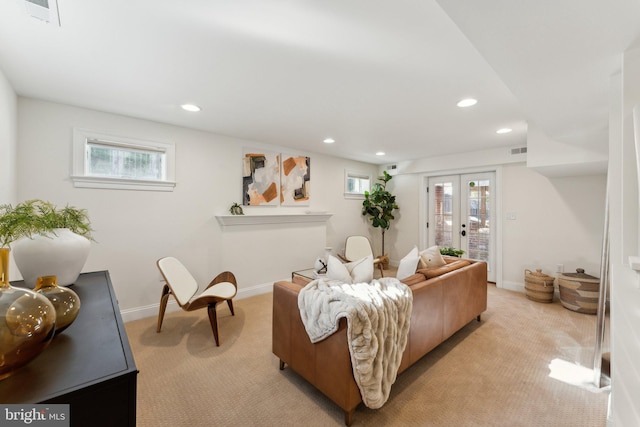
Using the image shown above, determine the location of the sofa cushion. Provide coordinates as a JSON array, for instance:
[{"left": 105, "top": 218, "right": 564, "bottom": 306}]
[
  {"left": 396, "top": 246, "right": 420, "bottom": 280},
  {"left": 443, "top": 255, "right": 464, "bottom": 264},
  {"left": 326, "top": 254, "right": 374, "bottom": 284},
  {"left": 418, "top": 245, "right": 447, "bottom": 269},
  {"left": 400, "top": 273, "right": 428, "bottom": 286},
  {"left": 417, "top": 259, "right": 471, "bottom": 279}
]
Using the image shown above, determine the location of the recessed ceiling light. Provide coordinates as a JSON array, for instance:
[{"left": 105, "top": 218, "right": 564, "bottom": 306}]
[
  {"left": 376, "top": 151, "right": 386, "bottom": 156},
  {"left": 323, "top": 138, "right": 335, "bottom": 144},
  {"left": 457, "top": 98, "right": 478, "bottom": 107},
  {"left": 181, "top": 104, "right": 201, "bottom": 112},
  {"left": 496, "top": 128, "right": 513, "bottom": 134}
]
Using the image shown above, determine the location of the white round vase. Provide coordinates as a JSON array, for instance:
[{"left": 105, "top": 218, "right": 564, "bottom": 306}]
[{"left": 12, "top": 228, "right": 91, "bottom": 288}]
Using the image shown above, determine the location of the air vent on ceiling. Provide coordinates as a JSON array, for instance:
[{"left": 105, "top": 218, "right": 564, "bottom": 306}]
[
  {"left": 510, "top": 146, "right": 528, "bottom": 155},
  {"left": 23, "top": 0, "right": 61, "bottom": 26},
  {"left": 385, "top": 164, "right": 399, "bottom": 175}
]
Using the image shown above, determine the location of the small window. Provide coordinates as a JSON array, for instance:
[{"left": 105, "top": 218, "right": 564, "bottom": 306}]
[
  {"left": 71, "top": 128, "right": 176, "bottom": 191},
  {"left": 344, "top": 170, "right": 371, "bottom": 199}
]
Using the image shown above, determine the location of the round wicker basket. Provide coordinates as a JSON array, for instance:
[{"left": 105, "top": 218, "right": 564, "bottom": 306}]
[
  {"left": 558, "top": 268, "right": 600, "bottom": 314},
  {"left": 524, "top": 269, "right": 555, "bottom": 303}
]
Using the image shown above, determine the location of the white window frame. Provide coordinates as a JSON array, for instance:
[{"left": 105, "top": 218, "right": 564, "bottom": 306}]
[
  {"left": 344, "top": 169, "right": 371, "bottom": 199},
  {"left": 71, "top": 128, "right": 176, "bottom": 191}
]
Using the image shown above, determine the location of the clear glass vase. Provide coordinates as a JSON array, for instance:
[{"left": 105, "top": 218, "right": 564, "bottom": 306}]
[{"left": 0, "top": 247, "right": 56, "bottom": 381}]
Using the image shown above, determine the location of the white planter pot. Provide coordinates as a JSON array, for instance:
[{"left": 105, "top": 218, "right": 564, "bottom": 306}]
[{"left": 12, "top": 228, "right": 91, "bottom": 288}]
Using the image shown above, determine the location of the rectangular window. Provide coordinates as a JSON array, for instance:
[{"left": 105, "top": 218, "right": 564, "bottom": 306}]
[
  {"left": 86, "top": 140, "right": 166, "bottom": 180},
  {"left": 344, "top": 170, "right": 371, "bottom": 199},
  {"left": 433, "top": 180, "right": 454, "bottom": 248},
  {"left": 72, "top": 129, "right": 176, "bottom": 191}
]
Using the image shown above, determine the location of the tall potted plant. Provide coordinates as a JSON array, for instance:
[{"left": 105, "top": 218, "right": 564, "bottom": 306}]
[
  {"left": 0, "top": 199, "right": 94, "bottom": 287},
  {"left": 361, "top": 171, "right": 399, "bottom": 261}
]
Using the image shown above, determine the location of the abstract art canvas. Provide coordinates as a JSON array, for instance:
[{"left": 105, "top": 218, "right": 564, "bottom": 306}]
[
  {"left": 243, "top": 150, "right": 280, "bottom": 206},
  {"left": 280, "top": 153, "right": 310, "bottom": 206}
]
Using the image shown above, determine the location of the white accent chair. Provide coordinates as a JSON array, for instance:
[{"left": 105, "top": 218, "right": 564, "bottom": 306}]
[
  {"left": 156, "top": 257, "right": 238, "bottom": 346},
  {"left": 338, "top": 235, "right": 385, "bottom": 277}
]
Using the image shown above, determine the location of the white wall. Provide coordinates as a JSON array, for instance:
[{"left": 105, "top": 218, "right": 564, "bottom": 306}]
[
  {"left": 0, "top": 67, "right": 17, "bottom": 205},
  {"left": 501, "top": 163, "right": 605, "bottom": 288},
  {"left": 398, "top": 145, "right": 526, "bottom": 175},
  {"left": 526, "top": 123, "right": 608, "bottom": 176},
  {"left": 16, "top": 98, "right": 377, "bottom": 320},
  {"left": 384, "top": 173, "right": 420, "bottom": 260}
]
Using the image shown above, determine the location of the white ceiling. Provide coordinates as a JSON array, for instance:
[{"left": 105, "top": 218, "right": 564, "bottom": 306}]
[{"left": 0, "top": 0, "right": 638, "bottom": 165}]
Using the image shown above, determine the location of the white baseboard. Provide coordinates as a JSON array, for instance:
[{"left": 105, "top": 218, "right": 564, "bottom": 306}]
[
  {"left": 500, "top": 280, "right": 525, "bottom": 293},
  {"left": 120, "top": 280, "right": 276, "bottom": 323}
]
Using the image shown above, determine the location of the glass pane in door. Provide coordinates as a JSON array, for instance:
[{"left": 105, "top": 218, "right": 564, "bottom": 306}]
[
  {"left": 434, "top": 181, "right": 454, "bottom": 248},
  {"left": 466, "top": 179, "right": 490, "bottom": 262}
]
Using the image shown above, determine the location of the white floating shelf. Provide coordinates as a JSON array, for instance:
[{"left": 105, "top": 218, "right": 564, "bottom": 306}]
[{"left": 216, "top": 213, "right": 333, "bottom": 226}]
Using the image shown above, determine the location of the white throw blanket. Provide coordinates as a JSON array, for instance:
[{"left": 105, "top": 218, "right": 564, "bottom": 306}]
[{"left": 298, "top": 277, "right": 413, "bottom": 409}]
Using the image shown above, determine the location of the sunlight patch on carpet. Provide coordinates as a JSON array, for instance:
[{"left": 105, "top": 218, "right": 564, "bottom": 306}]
[{"left": 547, "top": 358, "right": 609, "bottom": 393}]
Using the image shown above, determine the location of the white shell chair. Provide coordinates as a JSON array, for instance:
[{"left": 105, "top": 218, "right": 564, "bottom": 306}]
[
  {"left": 337, "top": 235, "right": 385, "bottom": 277},
  {"left": 156, "top": 257, "right": 238, "bottom": 346}
]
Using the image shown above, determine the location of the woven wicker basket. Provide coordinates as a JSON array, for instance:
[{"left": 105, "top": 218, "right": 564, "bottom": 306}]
[
  {"left": 558, "top": 268, "right": 600, "bottom": 314},
  {"left": 524, "top": 269, "right": 555, "bottom": 303}
]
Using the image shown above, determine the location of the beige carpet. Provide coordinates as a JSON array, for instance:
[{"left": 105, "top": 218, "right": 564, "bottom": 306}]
[{"left": 125, "top": 284, "right": 609, "bottom": 426}]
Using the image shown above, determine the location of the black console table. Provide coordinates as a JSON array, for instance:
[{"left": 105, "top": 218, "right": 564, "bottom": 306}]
[{"left": 0, "top": 271, "right": 138, "bottom": 426}]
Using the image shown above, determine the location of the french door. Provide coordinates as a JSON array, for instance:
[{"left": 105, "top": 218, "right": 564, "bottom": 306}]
[{"left": 427, "top": 172, "right": 495, "bottom": 282}]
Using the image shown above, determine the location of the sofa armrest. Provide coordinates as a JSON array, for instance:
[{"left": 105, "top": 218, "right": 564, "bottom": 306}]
[
  {"left": 272, "top": 281, "right": 301, "bottom": 363},
  {"left": 442, "top": 261, "right": 487, "bottom": 338},
  {"left": 272, "top": 281, "right": 362, "bottom": 415}
]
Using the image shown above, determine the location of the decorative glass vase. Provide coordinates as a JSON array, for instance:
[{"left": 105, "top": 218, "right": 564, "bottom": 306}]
[
  {"left": 34, "top": 275, "right": 81, "bottom": 334},
  {"left": 0, "top": 247, "right": 56, "bottom": 381}
]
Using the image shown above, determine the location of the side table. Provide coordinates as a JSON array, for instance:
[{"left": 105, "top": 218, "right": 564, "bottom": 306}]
[{"left": 291, "top": 268, "right": 325, "bottom": 285}]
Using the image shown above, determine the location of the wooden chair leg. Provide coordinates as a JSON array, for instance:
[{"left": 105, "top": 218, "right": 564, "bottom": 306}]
[
  {"left": 226, "top": 299, "right": 235, "bottom": 316},
  {"left": 207, "top": 302, "right": 220, "bottom": 346},
  {"left": 378, "top": 263, "right": 384, "bottom": 278},
  {"left": 156, "top": 285, "right": 171, "bottom": 333}
]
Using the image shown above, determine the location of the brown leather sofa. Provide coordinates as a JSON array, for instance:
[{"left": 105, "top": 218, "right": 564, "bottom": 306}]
[{"left": 272, "top": 258, "right": 488, "bottom": 425}]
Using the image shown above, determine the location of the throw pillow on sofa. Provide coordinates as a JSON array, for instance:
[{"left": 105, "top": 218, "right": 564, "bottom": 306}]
[
  {"left": 326, "top": 255, "right": 374, "bottom": 284},
  {"left": 396, "top": 246, "right": 420, "bottom": 280},
  {"left": 418, "top": 245, "right": 447, "bottom": 269}
]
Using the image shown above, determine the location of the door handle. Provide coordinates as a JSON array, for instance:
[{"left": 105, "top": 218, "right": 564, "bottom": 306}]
[{"left": 461, "top": 230, "right": 466, "bottom": 237}]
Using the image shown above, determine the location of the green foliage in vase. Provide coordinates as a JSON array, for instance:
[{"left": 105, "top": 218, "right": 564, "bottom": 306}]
[
  {"left": 0, "top": 199, "right": 94, "bottom": 248},
  {"left": 361, "top": 170, "right": 399, "bottom": 255}
]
